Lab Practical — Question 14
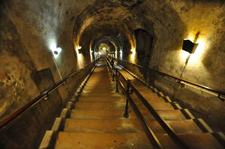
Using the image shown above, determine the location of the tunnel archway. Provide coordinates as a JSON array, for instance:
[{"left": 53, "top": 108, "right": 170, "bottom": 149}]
[
  {"left": 91, "top": 36, "right": 123, "bottom": 59},
  {"left": 134, "top": 29, "right": 154, "bottom": 67}
]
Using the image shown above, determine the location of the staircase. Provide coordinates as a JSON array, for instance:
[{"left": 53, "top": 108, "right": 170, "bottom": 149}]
[{"left": 39, "top": 59, "right": 225, "bottom": 148}]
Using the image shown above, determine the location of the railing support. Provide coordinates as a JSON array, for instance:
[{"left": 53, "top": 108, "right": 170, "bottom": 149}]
[
  {"left": 112, "top": 68, "right": 115, "bottom": 81},
  {"left": 123, "top": 80, "right": 131, "bottom": 118},
  {"left": 115, "top": 69, "right": 119, "bottom": 92},
  {"left": 123, "top": 99, "right": 129, "bottom": 118}
]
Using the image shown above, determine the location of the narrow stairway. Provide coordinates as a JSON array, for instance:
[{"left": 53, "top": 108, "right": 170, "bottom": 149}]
[
  {"left": 115, "top": 64, "right": 224, "bottom": 148},
  {"left": 40, "top": 59, "right": 153, "bottom": 148},
  {"left": 40, "top": 58, "right": 224, "bottom": 149}
]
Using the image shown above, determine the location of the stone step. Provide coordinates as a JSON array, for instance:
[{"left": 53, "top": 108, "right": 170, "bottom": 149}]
[
  {"left": 133, "top": 96, "right": 166, "bottom": 102},
  {"left": 83, "top": 86, "right": 116, "bottom": 90},
  {"left": 74, "top": 101, "right": 175, "bottom": 110},
  {"left": 54, "top": 132, "right": 152, "bottom": 149},
  {"left": 147, "top": 119, "right": 203, "bottom": 134},
  {"left": 138, "top": 92, "right": 159, "bottom": 97},
  {"left": 54, "top": 132, "right": 224, "bottom": 149},
  {"left": 74, "top": 102, "right": 126, "bottom": 110},
  {"left": 63, "top": 119, "right": 144, "bottom": 133},
  {"left": 70, "top": 109, "right": 136, "bottom": 119},
  {"left": 63, "top": 119, "right": 202, "bottom": 134},
  {"left": 141, "top": 110, "right": 187, "bottom": 120},
  {"left": 78, "top": 96, "right": 125, "bottom": 102},
  {"left": 133, "top": 86, "right": 150, "bottom": 91},
  {"left": 138, "top": 88, "right": 154, "bottom": 93},
  {"left": 70, "top": 109, "right": 187, "bottom": 120},
  {"left": 80, "top": 92, "right": 123, "bottom": 97},
  {"left": 82, "top": 88, "right": 116, "bottom": 93},
  {"left": 157, "top": 133, "right": 224, "bottom": 149}
]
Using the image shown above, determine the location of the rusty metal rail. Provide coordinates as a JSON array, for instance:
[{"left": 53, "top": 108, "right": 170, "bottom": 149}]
[
  {"left": 111, "top": 57, "right": 225, "bottom": 101},
  {"left": 105, "top": 57, "right": 189, "bottom": 148}
]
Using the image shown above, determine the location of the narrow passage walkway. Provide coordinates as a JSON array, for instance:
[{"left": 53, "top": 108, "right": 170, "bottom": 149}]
[
  {"left": 40, "top": 58, "right": 224, "bottom": 149},
  {"left": 54, "top": 59, "right": 153, "bottom": 148}
]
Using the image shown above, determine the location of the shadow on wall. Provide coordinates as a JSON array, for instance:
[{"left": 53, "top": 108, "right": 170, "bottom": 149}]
[{"left": 134, "top": 29, "right": 154, "bottom": 67}]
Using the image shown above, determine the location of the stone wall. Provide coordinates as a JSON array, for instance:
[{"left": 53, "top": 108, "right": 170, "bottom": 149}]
[{"left": 0, "top": 61, "right": 96, "bottom": 149}]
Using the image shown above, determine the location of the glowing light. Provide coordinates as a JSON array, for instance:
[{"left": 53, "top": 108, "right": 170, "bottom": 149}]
[
  {"left": 180, "top": 36, "right": 207, "bottom": 64},
  {"left": 102, "top": 47, "right": 107, "bottom": 51},
  {"left": 129, "top": 48, "right": 136, "bottom": 63},
  {"left": 120, "top": 50, "right": 123, "bottom": 59},
  {"left": 181, "top": 50, "right": 190, "bottom": 62},
  {"left": 49, "top": 42, "right": 62, "bottom": 59},
  {"left": 189, "top": 37, "right": 207, "bottom": 63},
  {"left": 50, "top": 42, "right": 57, "bottom": 51},
  {"left": 75, "top": 45, "right": 82, "bottom": 60},
  {"left": 53, "top": 47, "right": 62, "bottom": 58}
]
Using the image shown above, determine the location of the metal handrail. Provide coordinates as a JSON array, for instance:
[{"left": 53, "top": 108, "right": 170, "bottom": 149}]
[
  {"left": 105, "top": 57, "right": 162, "bottom": 148},
  {"left": 106, "top": 57, "right": 189, "bottom": 148},
  {"left": 129, "top": 84, "right": 189, "bottom": 148},
  {"left": 111, "top": 57, "right": 225, "bottom": 101},
  {"left": 0, "top": 58, "right": 100, "bottom": 129}
]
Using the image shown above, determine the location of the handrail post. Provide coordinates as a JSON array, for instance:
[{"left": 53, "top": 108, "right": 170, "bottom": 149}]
[
  {"left": 115, "top": 69, "right": 119, "bottom": 92},
  {"left": 123, "top": 80, "right": 130, "bottom": 118},
  {"left": 112, "top": 68, "right": 115, "bottom": 81}
]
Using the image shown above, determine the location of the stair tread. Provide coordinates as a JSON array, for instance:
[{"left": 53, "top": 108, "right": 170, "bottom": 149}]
[
  {"left": 63, "top": 119, "right": 144, "bottom": 133},
  {"left": 54, "top": 132, "right": 152, "bottom": 149},
  {"left": 54, "top": 132, "right": 223, "bottom": 149},
  {"left": 74, "top": 101, "right": 175, "bottom": 110},
  {"left": 78, "top": 96, "right": 124, "bottom": 102},
  {"left": 70, "top": 109, "right": 187, "bottom": 120},
  {"left": 70, "top": 109, "right": 137, "bottom": 119},
  {"left": 80, "top": 93, "right": 123, "bottom": 97},
  {"left": 63, "top": 119, "right": 203, "bottom": 134},
  {"left": 75, "top": 102, "right": 125, "bottom": 110},
  {"left": 41, "top": 63, "right": 222, "bottom": 149}
]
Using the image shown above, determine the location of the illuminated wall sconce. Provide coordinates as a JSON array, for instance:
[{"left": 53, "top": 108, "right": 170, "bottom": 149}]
[
  {"left": 180, "top": 40, "right": 199, "bottom": 78},
  {"left": 52, "top": 47, "right": 62, "bottom": 58},
  {"left": 182, "top": 40, "right": 198, "bottom": 54},
  {"left": 130, "top": 49, "right": 135, "bottom": 54},
  {"left": 77, "top": 46, "right": 82, "bottom": 53}
]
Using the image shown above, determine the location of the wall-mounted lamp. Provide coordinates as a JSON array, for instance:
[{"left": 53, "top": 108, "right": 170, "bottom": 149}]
[
  {"left": 130, "top": 49, "right": 135, "bottom": 54},
  {"left": 180, "top": 40, "right": 199, "bottom": 78},
  {"left": 52, "top": 47, "right": 62, "bottom": 58},
  {"left": 77, "top": 46, "right": 82, "bottom": 53},
  {"left": 182, "top": 40, "right": 198, "bottom": 54}
]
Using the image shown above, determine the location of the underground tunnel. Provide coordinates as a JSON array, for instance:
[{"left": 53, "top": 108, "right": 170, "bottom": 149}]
[{"left": 0, "top": 0, "right": 225, "bottom": 148}]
